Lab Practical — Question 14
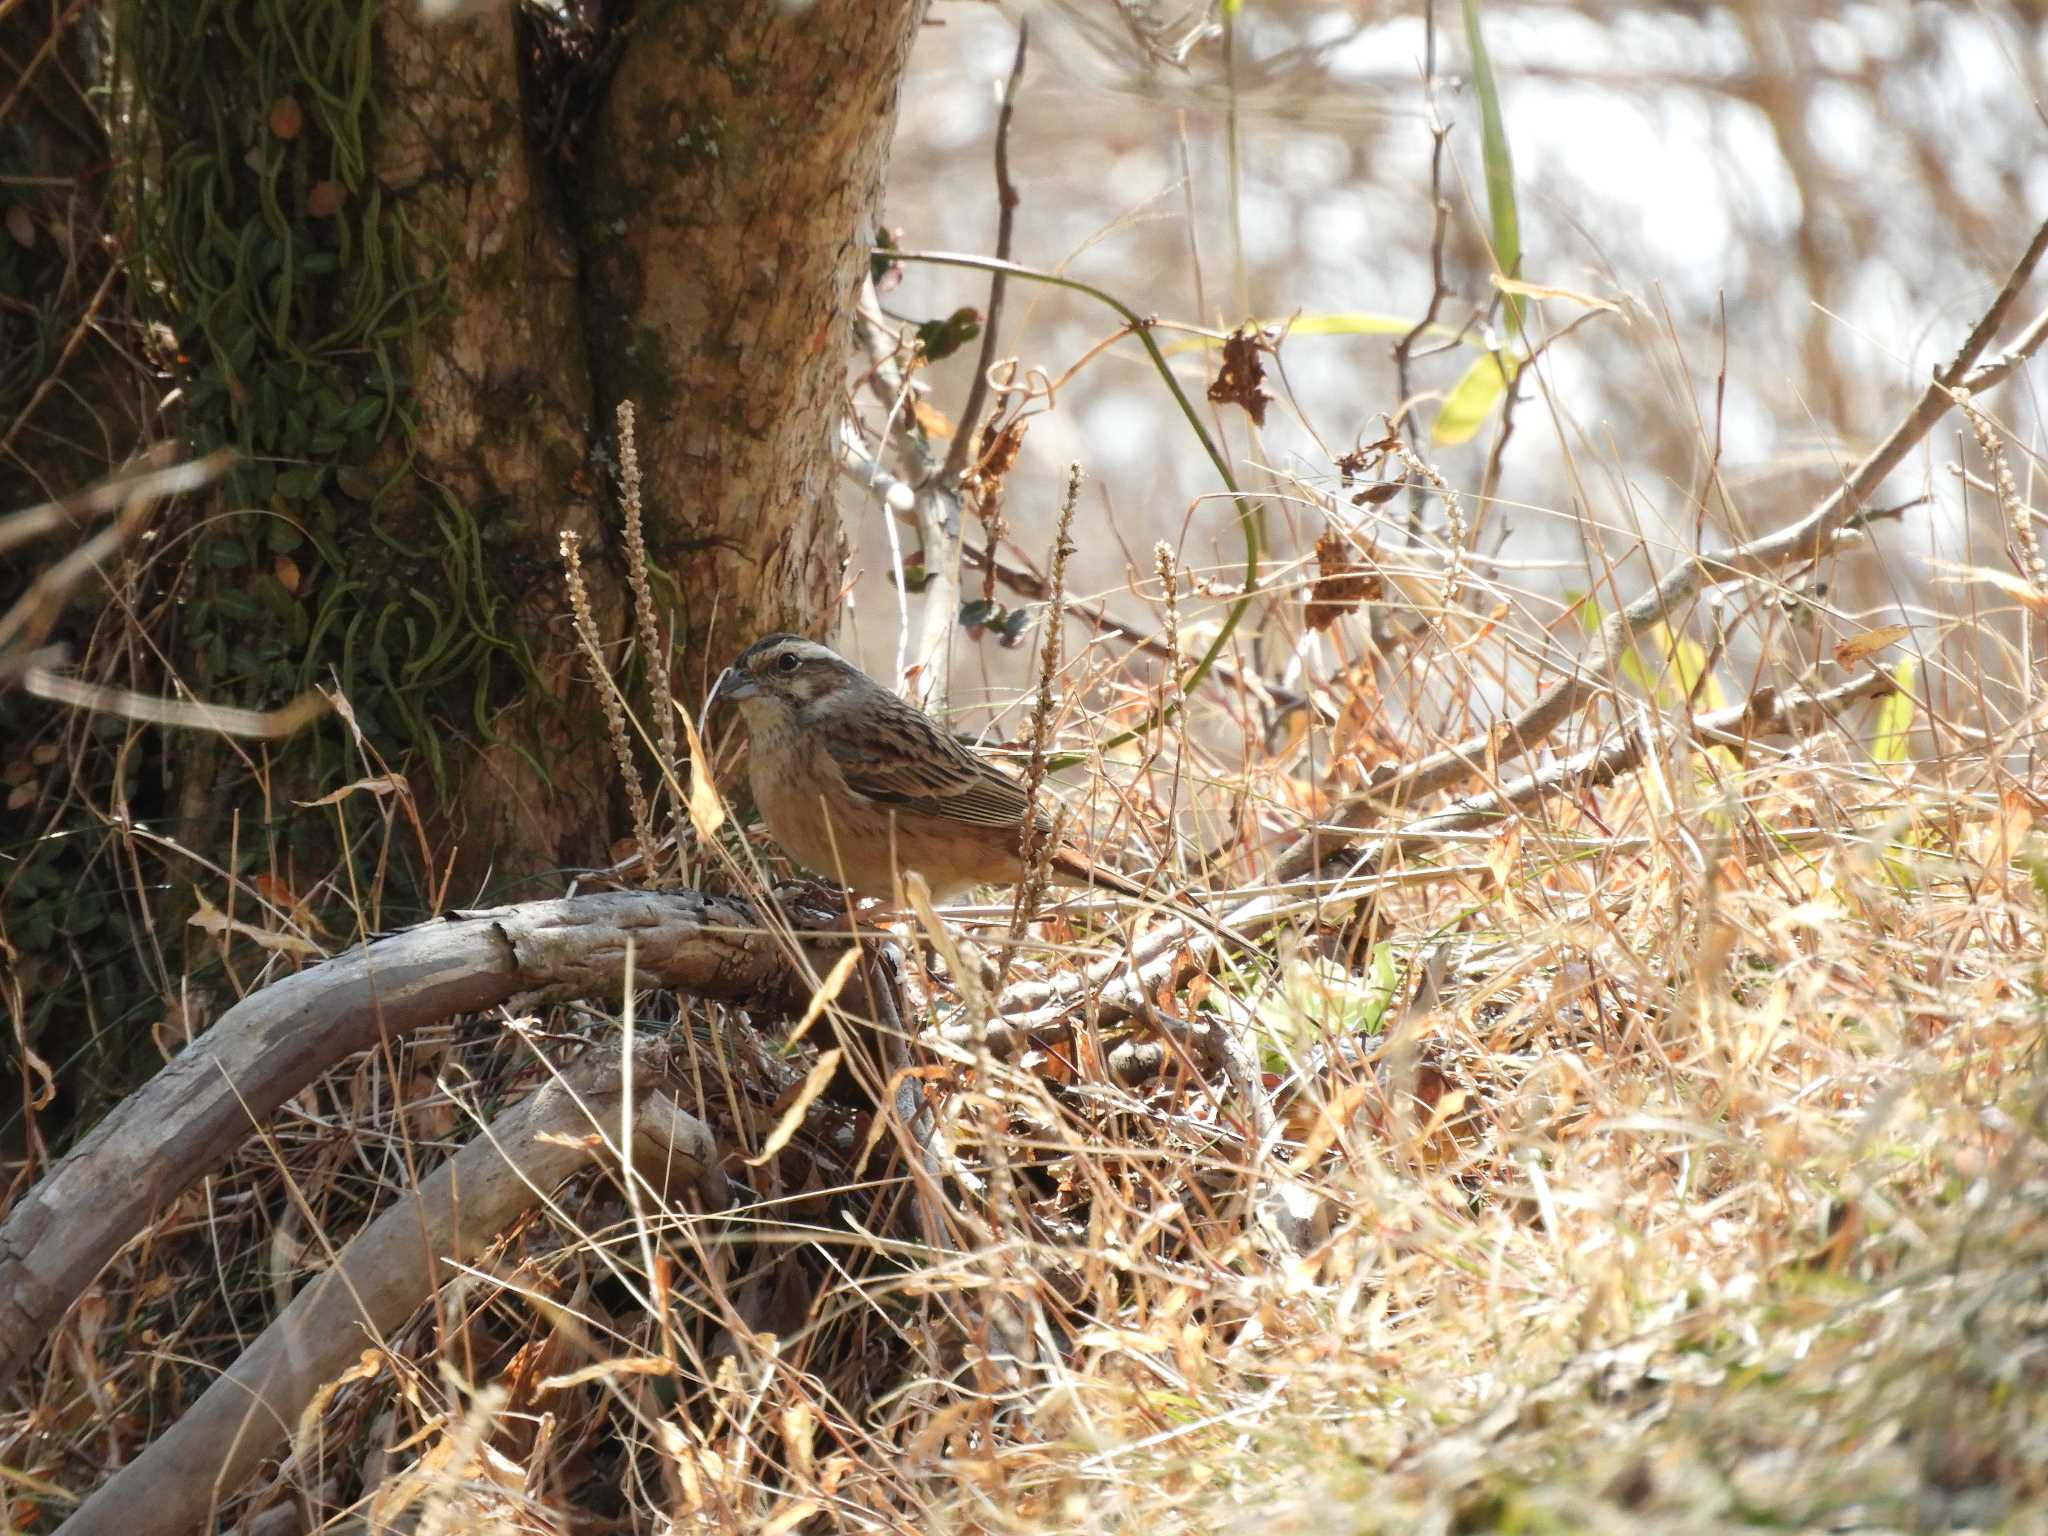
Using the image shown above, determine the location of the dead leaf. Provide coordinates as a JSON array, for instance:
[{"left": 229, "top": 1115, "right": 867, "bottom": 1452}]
[
  {"left": 17, "top": 1036, "right": 54, "bottom": 1112},
  {"left": 679, "top": 706, "right": 726, "bottom": 842},
  {"left": 1833, "top": 624, "right": 1911, "bottom": 666},
  {"left": 913, "top": 400, "right": 955, "bottom": 439},
  {"left": 760, "top": 1500, "right": 823, "bottom": 1536},
  {"left": 306, "top": 180, "right": 345, "bottom": 218},
  {"left": 295, "top": 773, "right": 406, "bottom": 808},
  {"left": 1305, "top": 526, "right": 1383, "bottom": 631},
  {"left": 785, "top": 947, "right": 861, "bottom": 1048},
  {"left": 539, "top": 1355, "right": 677, "bottom": 1392},
  {"left": 269, "top": 95, "right": 303, "bottom": 140},
  {"left": 1492, "top": 273, "right": 1619, "bottom": 311},
  {"left": 535, "top": 1130, "right": 604, "bottom": 1150},
  {"left": 274, "top": 555, "right": 301, "bottom": 594},
  {"left": 1835, "top": 626, "right": 1908, "bottom": 667},
  {"left": 5, "top": 205, "right": 33, "bottom": 250},
  {"left": 1207, "top": 327, "right": 1272, "bottom": 426},
  {"left": 187, "top": 885, "right": 322, "bottom": 958},
  {"left": 1931, "top": 561, "right": 2048, "bottom": 613},
  {"left": 974, "top": 416, "right": 1028, "bottom": 485}
]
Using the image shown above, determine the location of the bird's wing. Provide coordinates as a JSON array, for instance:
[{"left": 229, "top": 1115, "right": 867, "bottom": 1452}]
[{"left": 824, "top": 702, "right": 1046, "bottom": 831}]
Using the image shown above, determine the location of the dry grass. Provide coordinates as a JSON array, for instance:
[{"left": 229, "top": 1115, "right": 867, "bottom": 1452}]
[
  {"left": 7, "top": 6, "right": 2048, "bottom": 1528},
  {"left": 8, "top": 455, "right": 2045, "bottom": 1531}
]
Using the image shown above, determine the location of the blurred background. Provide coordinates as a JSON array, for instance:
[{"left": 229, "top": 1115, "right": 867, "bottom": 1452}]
[{"left": 855, "top": 0, "right": 2048, "bottom": 748}]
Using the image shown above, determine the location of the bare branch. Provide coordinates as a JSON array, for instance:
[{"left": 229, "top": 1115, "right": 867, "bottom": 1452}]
[
  {"left": 0, "top": 889, "right": 854, "bottom": 1385},
  {"left": 54, "top": 1043, "right": 717, "bottom": 1536},
  {"left": 1277, "top": 214, "right": 2048, "bottom": 881},
  {"left": 941, "top": 19, "right": 1029, "bottom": 488}
]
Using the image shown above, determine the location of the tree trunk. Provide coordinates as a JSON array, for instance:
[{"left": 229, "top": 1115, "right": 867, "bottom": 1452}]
[
  {"left": 373, "top": 1, "right": 617, "bottom": 899},
  {"left": 573, "top": 0, "right": 918, "bottom": 691},
  {"left": 370, "top": 0, "right": 921, "bottom": 897},
  {"left": 2, "top": 0, "right": 924, "bottom": 1125}
]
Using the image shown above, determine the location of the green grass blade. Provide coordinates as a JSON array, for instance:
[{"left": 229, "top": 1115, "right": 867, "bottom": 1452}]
[{"left": 1461, "top": 0, "right": 1522, "bottom": 332}]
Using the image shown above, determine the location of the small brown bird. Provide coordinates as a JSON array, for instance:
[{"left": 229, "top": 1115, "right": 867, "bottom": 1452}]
[{"left": 707, "top": 633, "right": 1166, "bottom": 906}]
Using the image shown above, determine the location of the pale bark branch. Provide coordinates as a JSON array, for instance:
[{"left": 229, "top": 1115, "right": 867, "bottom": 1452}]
[
  {"left": 54, "top": 1044, "right": 714, "bottom": 1536},
  {"left": 0, "top": 890, "right": 842, "bottom": 1386}
]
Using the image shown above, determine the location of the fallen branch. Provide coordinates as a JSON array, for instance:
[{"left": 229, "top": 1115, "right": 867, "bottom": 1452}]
[
  {"left": 0, "top": 888, "right": 851, "bottom": 1386},
  {"left": 54, "top": 1042, "right": 715, "bottom": 1536}
]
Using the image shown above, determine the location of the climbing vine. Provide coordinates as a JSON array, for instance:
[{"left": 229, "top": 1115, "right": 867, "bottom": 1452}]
[
  {"left": 113, "top": 0, "right": 538, "bottom": 794},
  {"left": 1, "top": 0, "right": 572, "bottom": 1128}
]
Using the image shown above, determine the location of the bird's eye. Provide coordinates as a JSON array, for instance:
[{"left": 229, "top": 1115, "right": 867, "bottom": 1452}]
[{"left": 776, "top": 652, "right": 801, "bottom": 673}]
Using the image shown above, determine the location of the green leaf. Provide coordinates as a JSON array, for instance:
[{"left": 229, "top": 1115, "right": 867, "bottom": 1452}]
[
  {"left": 1626, "top": 620, "right": 1724, "bottom": 712},
  {"left": 1433, "top": 350, "right": 1513, "bottom": 445},
  {"left": 1359, "top": 943, "right": 1399, "bottom": 1036},
  {"left": 2023, "top": 850, "right": 2048, "bottom": 913},
  {"left": 274, "top": 465, "right": 325, "bottom": 499},
  {"left": 1461, "top": 0, "right": 1523, "bottom": 331},
  {"left": 339, "top": 395, "right": 384, "bottom": 431},
  {"left": 212, "top": 588, "right": 262, "bottom": 622},
  {"left": 915, "top": 306, "right": 983, "bottom": 363},
  {"left": 204, "top": 536, "right": 250, "bottom": 571},
  {"left": 334, "top": 466, "right": 381, "bottom": 502},
  {"left": 1872, "top": 657, "right": 1918, "bottom": 763}
]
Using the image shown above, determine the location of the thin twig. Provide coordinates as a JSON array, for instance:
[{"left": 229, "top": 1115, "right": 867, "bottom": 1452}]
[
  {"left": 998, "top": 464, "right": 1081, "bottom": 988},
  {"left": 1392, "top": 0, "right": 1451, "bottom": 547},
  {"left": 1276, "top": 213, "right": 2048, "bottom": 881},
  {"left": 941, "top": 19, "right": 1029, "bottom": 489}
]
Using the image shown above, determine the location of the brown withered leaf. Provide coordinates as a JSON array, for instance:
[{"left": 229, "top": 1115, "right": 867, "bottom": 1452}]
[
  {"left": 1207, "top": 328, "right": 1271, "bottom": 426},
  {"left": 1833, "top": 623, "right": 1911, "bottom": 666},
  {"left": 1306, "top": 527, "right": 1382, "bottom": 631},
  {"left": 974, "top": 416, "right": 1028, "bottom": 486}
]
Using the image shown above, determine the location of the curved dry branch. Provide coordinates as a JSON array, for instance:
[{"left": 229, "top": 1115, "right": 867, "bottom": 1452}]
[
  {"left": 991, "top": 670, "right": 1900, "bottom": 1046},
  {"left": 0, "top": 889, "right": 844, "bottom": 1386},
  {"left": 1277, "top": 213, "right": 2048, "bottom": 882},
  {"left": 54, "top": 1043, "right": 714, "bottom": 1536}
]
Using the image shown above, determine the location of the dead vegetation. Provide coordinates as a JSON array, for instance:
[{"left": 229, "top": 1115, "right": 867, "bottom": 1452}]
[
  {"left": 8, "top": 258, "right": 2046, "bottom": 1523},
  {"left": 6, "top": 3, "right": 2048, "bottom": 1533}
]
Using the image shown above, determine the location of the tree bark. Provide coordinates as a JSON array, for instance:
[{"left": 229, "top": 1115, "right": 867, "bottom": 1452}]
[
  {"left": 364, "top": 0, "right": 923, "bottom": 897},
  {"left": 573, "top": 0, "right": 921, "bottom": 692},
  {"left": 374, "top": 2, "right": 618, "bottom": 899}
]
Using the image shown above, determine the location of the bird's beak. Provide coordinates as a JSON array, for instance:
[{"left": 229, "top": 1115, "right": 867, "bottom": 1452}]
[{"left": 709, "top": 666, "right": 758, "bottom": 705}]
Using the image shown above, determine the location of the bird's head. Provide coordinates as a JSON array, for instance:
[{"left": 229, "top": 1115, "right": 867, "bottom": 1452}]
[{"left": 709, "top": 634, "right": 871, "bottom": 723}]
